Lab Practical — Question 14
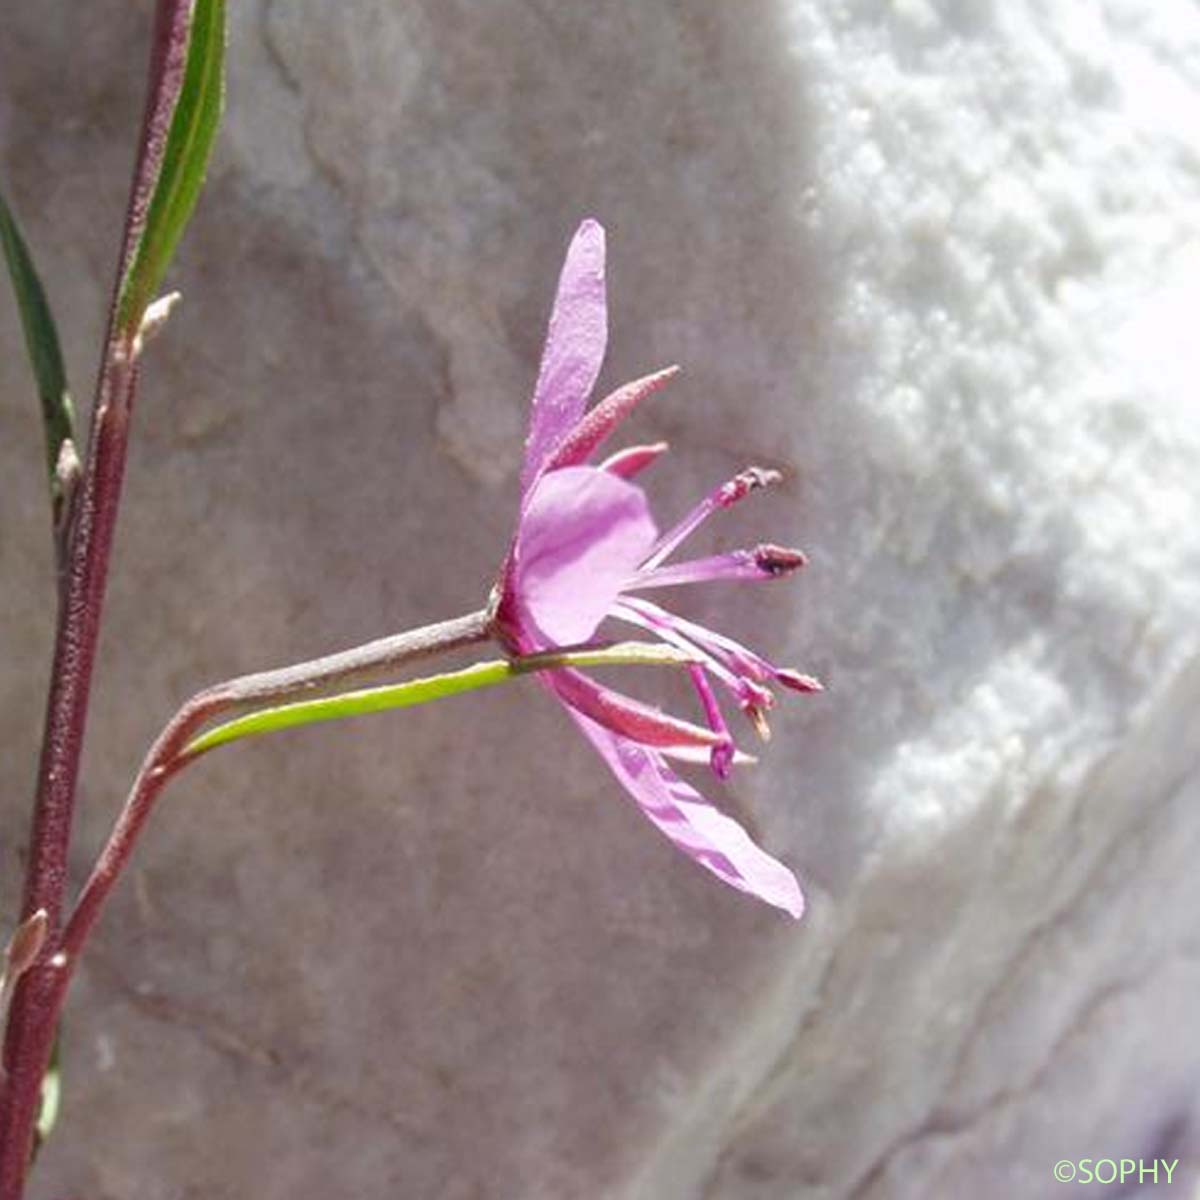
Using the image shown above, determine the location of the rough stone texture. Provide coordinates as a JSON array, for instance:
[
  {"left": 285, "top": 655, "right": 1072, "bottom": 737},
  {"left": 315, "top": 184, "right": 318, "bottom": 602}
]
[{"left": 3, "top": 1, "right": 1199, "bottom": 1197}]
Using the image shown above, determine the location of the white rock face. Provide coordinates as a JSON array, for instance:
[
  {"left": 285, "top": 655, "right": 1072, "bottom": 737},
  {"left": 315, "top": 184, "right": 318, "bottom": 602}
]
[{"left": 2, "top": 1, "right": 1198, "bottom": 1197}]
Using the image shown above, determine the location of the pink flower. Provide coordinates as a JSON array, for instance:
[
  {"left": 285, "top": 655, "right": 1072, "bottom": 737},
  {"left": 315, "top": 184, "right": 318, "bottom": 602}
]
[{"left": 493, "top": 219, "right": 819, "bottom": 919}]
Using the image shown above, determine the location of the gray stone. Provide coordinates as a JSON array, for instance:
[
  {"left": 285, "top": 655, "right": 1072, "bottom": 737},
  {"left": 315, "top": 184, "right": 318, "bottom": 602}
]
[{"left": 2, "top": 0, "right": 1199, "bottom": 1196}]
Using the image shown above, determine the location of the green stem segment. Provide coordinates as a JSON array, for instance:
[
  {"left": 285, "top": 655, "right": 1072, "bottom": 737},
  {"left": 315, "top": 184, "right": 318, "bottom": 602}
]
[{"left": 182, "top": 639, "right": 696, "bottom": 756}]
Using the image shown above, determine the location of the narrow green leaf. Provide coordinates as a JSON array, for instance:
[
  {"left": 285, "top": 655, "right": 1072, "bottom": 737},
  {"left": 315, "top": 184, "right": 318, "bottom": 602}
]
[
  {"left": 182, "top": 643, "right": 697, "bottom": 758},
  {"left": 0, "top": 187, "right": 76, "bottom": 507},
  {"left": 33, "top": 1034, "right": 62, "bottom": 1156},
  {"left": 117, "top": 0, "right": 226, "bottom": 332}
]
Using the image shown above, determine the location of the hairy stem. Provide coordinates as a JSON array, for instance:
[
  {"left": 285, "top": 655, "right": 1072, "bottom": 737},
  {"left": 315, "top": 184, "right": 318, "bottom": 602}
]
[
  {"left": 63, "top": 606, "right": 494, "bottom": 969},
  {"left": 0, "top": 607, "right": 492, "bottom": 1191},
  {"left": 0, "top": 336, "right": 139, "bottom": 1196},
  {"left": 0, "top": 2, "right": 209, "bottom": 1183}
]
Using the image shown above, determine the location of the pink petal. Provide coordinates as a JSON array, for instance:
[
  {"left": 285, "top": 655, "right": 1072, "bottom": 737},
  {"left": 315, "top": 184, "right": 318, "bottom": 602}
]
[
  {"left": 543, "top": 366, "right": 679, "bottom": 474},
  {"left": 515, "top": 466, "right": 657, "bottom": 644},
  {"left": 548, "top": 667, "right": 723, "bottom": 749},
  {"left": 600, "top": 441, "right": 670, "bottom": 479},
  {"left": 520, "top": 220, "right": 608, "bottom": 497},
  {"left": 565, "top": 708, "right": 804, "bottom": 918}
]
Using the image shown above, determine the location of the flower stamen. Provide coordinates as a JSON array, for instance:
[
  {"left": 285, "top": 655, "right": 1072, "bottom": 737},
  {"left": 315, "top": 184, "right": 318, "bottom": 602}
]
[
  {"left": 640, "top": 466, "right": 782, "bottom": 572},
  {"left": 629, "top": 543, "right": 807, "bottom": 590},
  {"left": 748, "top": 705, "right": 772, "bottom": 742},
  {"left": 611, "top": 598, "right": 778, "bottom": 728},
  {"left": 753, "top": 544, "right": 807, "bottom": 576},
  {"left": 686, "top": 664, "right": 736, "bottom": 779},
  {"left": 618, "top": 597, "right": 819, "bottom": 696}
]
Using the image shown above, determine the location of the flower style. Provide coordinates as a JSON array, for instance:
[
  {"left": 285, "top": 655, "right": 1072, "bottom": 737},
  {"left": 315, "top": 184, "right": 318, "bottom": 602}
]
[{"left": 493, "top": 220, "right": 819, "bottom": 919}]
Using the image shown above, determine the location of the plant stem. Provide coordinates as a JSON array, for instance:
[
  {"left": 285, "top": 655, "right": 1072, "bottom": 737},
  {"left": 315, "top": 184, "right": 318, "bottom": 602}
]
[
  {"left": 62, "top": 606, "right": 494, "bottom": 963},
  {"left": 0, "top": 4, "right": 210, "bottom": 1184},
  {"left": 0, "top": 334, "right": 140, "bottom": 1196},
  {"left": 0, "top": 2, "right": 223, "bottom": 1186},
  {"left": 0, "top": 606, "right": 492, "bottom": 1194}
]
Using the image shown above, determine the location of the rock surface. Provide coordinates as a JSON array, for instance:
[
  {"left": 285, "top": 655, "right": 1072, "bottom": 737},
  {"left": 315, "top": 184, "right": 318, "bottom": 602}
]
[{"left": 2, "top": 1, "right": 1199, "bottom": 1197}]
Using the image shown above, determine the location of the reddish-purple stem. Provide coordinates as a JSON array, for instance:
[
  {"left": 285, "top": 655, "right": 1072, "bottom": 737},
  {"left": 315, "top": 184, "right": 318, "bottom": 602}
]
[
  {"left": 0, "top": 2, "right": 201, "bottom": 1189},
  {"left": 0, "top": 348, "right": 137, "bottom": 1195}
]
